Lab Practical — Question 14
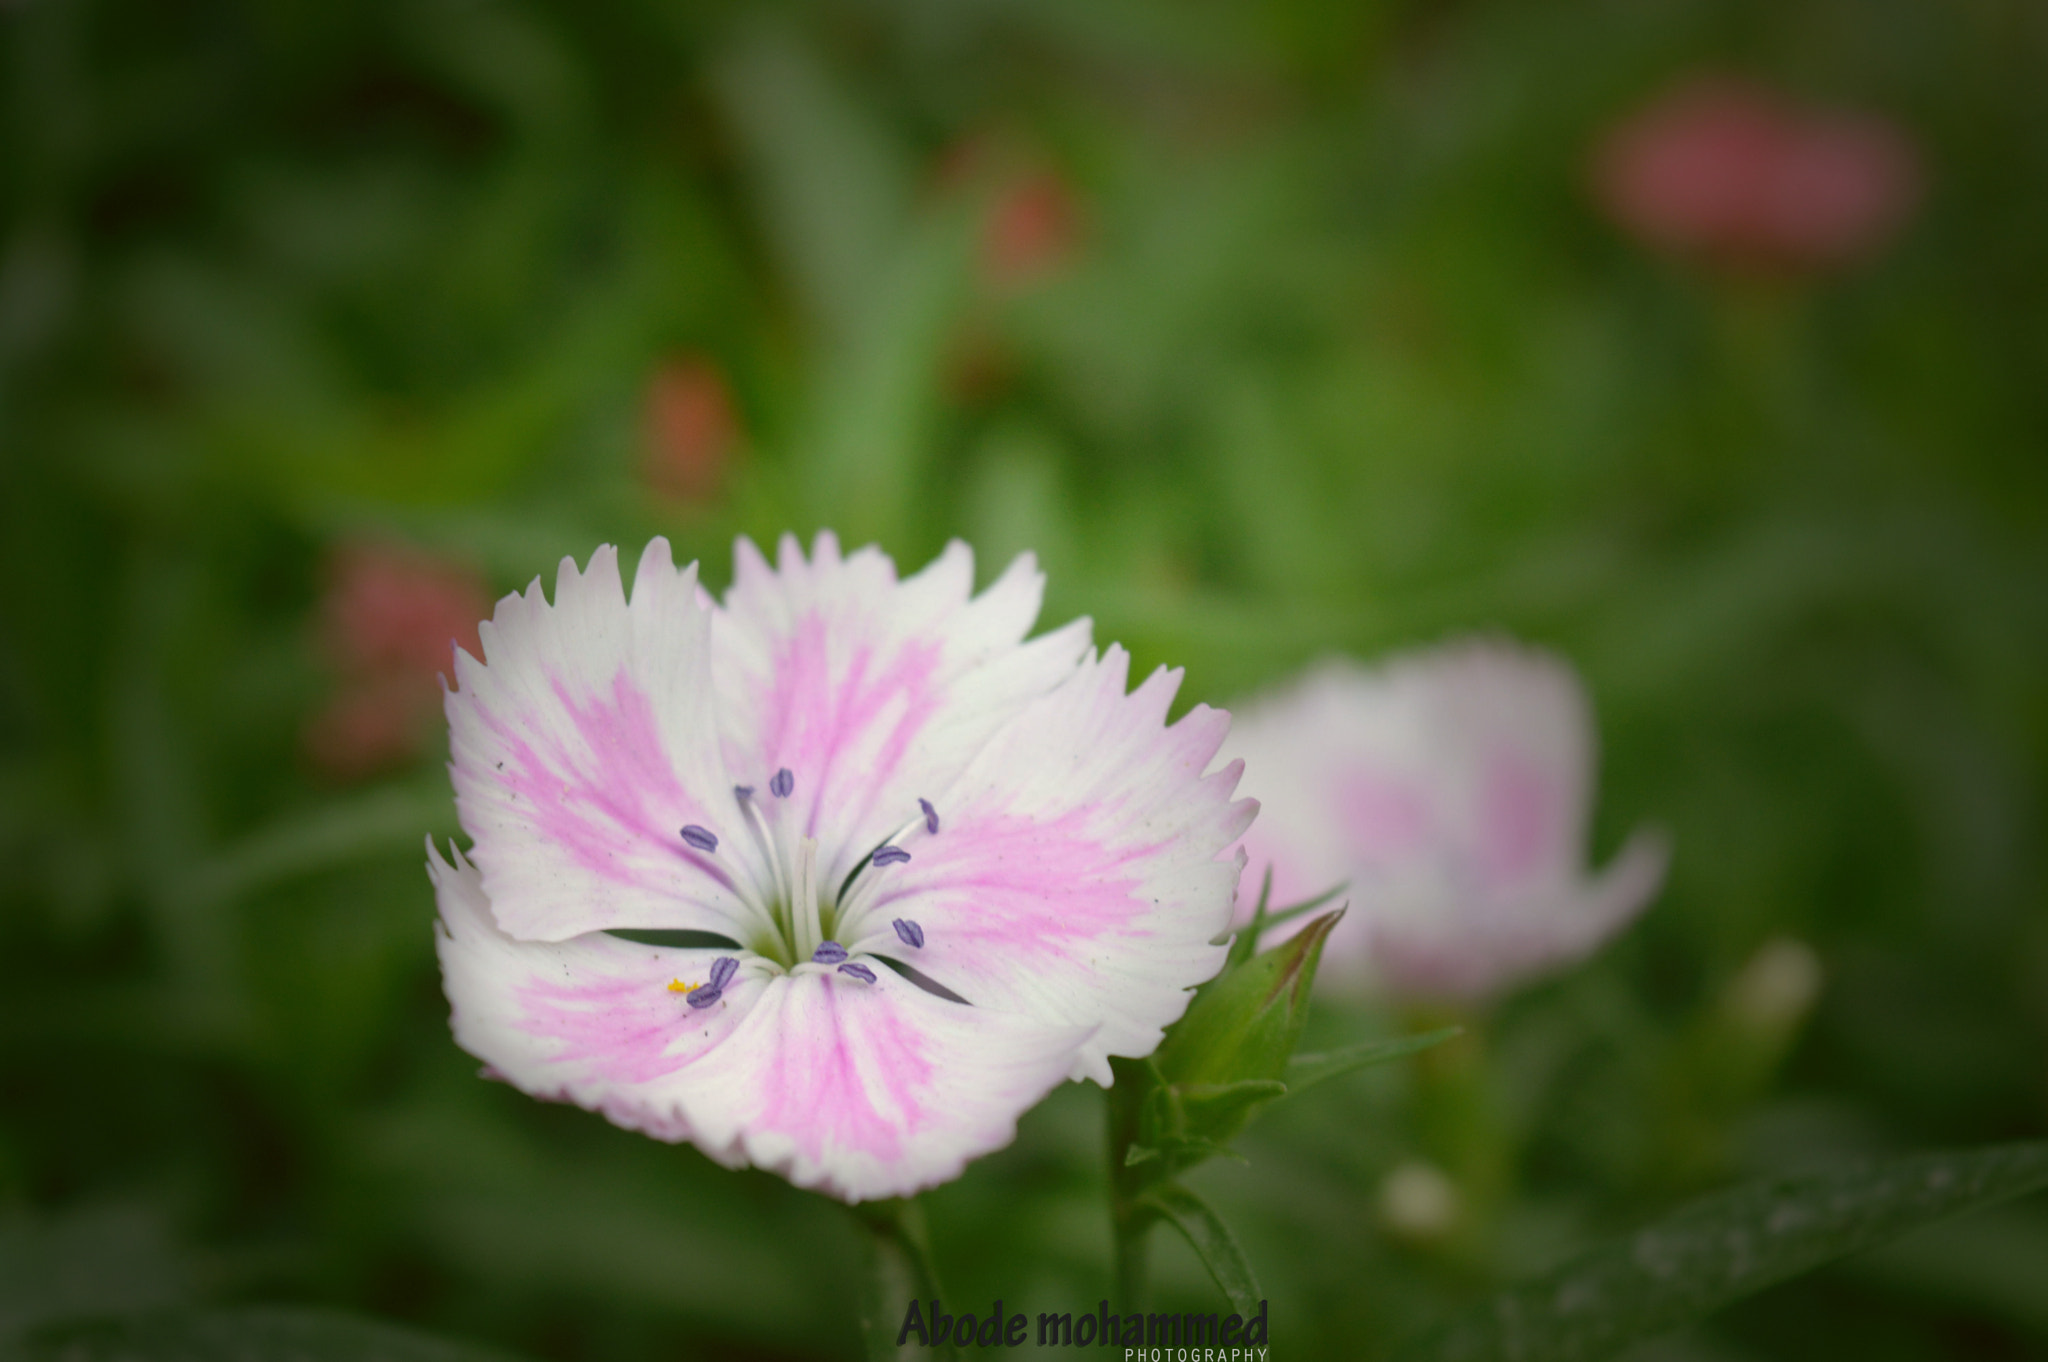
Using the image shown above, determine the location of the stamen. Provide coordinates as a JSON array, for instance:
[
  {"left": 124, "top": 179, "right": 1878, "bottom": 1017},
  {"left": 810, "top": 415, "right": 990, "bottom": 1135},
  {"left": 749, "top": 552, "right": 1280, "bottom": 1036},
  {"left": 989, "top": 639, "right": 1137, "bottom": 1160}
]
[
  {"left": 734, "top": 788, "right": 790, "bottom": 910},
  {"left": 871, "top": 845, "right": 911, "bottom": 866},
  {"left": 673, "top": 956, "right": 739, "bottom": 1008},
  {"left": 892, "top": 918, "right": 925, "bottom": 949},
  {"left": 919, "top": 798, "right": 939, "bottom": 835},
  {"left": 812, "top": 941, "right": 848, "bottom": 965},
  {"left": 837, "top": 962, "right": 877, "bottom": 984},
  {"left": 771, "top": 767, "right": 794, "bottom": 798},
  {"left": 679, "top": 825, "right": 718, "bottom": 853},
  {"left": 790, "top": 838, "right": 823, "bottom": 961}
]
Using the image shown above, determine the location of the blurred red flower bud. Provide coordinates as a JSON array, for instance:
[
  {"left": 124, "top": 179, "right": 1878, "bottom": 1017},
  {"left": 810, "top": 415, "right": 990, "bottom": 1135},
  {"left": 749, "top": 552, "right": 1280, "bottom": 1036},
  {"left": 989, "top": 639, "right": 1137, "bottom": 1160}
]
[
  {"left": 321, "top": 541, "right": 488, "bottom": 677},
  {"left": 306, "top": 542, "right": 490, "bottom": 779},
  {"left": 1593, "top": 77, "right": 1921, "bottom": 275},
  {"left": 642, "top": 355, "right": 739, "bottom": 504},
  {"left": 982, "top": 169, "right": 1081, "bottom": 290}
]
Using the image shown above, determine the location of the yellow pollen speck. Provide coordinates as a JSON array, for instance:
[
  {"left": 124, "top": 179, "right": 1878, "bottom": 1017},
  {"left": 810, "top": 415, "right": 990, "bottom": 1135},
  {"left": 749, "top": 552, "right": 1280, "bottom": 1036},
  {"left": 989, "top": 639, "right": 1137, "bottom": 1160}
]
[{"left": 667, "top": 979, "right": 701, "bottom": 994}]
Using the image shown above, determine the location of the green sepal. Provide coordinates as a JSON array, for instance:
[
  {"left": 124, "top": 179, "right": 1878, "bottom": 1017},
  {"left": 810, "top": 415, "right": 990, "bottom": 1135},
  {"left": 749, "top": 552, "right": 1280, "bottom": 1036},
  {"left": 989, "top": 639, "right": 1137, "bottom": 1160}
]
[
  {"left": 1219, "top": 869, "right": 1347, "bottom": 968},
  {"left": 1155, "top": 909, "right": 1342, "bottom": 1091},
  {"left": 1217, "top": 864, "right": 1274, "bottom": 963},
  {"left": 1126, "top": 1136, "right": 1249, "bottom": 1169},
  {"left": 1177, "top": 1079, "right": 1291, "bottom": 1143}
]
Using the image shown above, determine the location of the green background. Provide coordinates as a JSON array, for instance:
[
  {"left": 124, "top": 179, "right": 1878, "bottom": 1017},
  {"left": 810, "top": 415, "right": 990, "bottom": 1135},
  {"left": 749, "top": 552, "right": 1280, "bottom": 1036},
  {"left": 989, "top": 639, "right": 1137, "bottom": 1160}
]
[{"left": 2, "top": 0, "right": 2043, "bottom": 1357}]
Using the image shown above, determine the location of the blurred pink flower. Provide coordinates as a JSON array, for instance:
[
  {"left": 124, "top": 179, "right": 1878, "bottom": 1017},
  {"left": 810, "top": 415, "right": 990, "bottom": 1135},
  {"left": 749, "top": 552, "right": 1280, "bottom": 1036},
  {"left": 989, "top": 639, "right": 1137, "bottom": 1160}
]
[
  {"left": 1593, "top": 76, "right": 1921, "bottom": 274},
  {"left": 305, "top": 542, "right": 490, "bottom": 780},
  {"left": 1221, "top": 640, "right": 1668, "bottom": 1001},
  {"left": 642, "top": 355, "right": 739, "bottom": 504}
]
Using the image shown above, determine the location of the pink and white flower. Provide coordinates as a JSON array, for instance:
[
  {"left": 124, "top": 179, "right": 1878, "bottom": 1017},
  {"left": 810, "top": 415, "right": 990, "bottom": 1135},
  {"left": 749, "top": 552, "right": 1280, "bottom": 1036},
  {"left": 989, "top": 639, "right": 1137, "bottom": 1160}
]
[
  {"left": 1222, "top": 640, "right": 1667, "bottom": 1001},
  {"left": 430, "top": 533, "right": 1252, "bottom": 1201}
]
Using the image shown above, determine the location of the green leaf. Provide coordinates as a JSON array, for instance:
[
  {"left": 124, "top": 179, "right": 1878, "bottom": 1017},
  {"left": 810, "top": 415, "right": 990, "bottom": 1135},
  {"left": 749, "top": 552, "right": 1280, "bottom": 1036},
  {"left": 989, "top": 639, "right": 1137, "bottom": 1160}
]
[
  {"left": 1395, "top": 1140, "right": 2048, "bottom": 1362},
  {"left": 1138, "top": 1184, "right": 1266, "bottom": 1319},
  {"left": 1285, "top": 1027, "right": 1463, "bottom": 1095},
  {"left": 172, "top": 779, "right": 457, "bottom": 911},
  {"left": 11, "top": 1307, "right": 533, "bottom": 1362},
  {"left": 0, "top": 1204, "right": 191, "bottom": 1342}
]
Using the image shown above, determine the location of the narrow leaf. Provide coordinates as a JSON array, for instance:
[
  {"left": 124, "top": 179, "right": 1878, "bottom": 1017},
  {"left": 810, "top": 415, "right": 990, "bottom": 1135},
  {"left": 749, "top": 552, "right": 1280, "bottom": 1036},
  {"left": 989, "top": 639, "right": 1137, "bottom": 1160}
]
[
  {"left": 173, "top": 780, "right": 455, "bottom": 910},
  {"left": 1219, "top": 874, "right": 1348, "bottom": 962},
  {"left": 1139, "top": 1184, "right": 1265, "bottom": 1318},
  {"left": 1250, "top": 882, "right": 1350, "bottom": 941},
  {"left": 14, "top": 1307, "right": 531, "bottom": 1361},
  {"left": 1395, "top": 1140, "right": 2048, "bottom": 1362},
  {"left": 1286, "top": 1028, "right": 1463, "bottom": 1095},
  {"left": 1222, "top": 865, "right": 1275, "bottom": 964}
]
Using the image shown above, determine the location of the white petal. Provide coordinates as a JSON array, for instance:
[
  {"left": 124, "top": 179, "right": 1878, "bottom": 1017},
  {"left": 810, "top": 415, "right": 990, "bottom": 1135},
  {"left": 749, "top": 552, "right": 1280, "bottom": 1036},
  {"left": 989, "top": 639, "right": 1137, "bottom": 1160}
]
[
  {"left": 847, "top": 647, "right": 1257, "bottom": 1084},
  {"left": 430, "top": 839, "right": 754, "bottom": 1142},
  {"left": 709, "top": 533, "right": 1092, "bottom": 889},
  {"left": 446, "top": 540, "right": 754, "bottom": 942},
  {"left": 431, "top": 840, "right": 1087, "bottom": 1202}
]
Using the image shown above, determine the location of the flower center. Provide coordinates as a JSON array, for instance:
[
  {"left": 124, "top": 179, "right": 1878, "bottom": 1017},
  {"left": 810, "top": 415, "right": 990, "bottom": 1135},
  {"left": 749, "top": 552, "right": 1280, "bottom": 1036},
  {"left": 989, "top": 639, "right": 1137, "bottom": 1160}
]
[{"left": 671, "top": 767, "right": 929, "bottom": 978}]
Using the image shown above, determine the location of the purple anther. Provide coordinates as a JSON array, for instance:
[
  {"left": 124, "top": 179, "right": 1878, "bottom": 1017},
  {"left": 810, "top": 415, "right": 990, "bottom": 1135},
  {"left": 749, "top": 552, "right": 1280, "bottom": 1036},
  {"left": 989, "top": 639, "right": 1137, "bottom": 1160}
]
[
  {"left": 686, "top": 987, "right": 723, "bottom": 1010},
  {"left": 892, "top": 918, "right": 925, "bottom": 949},
  {"left": 812, "top": 941, "right": 848, "bottom": 965},
  {"left": 871, "top": 845, "right": 911, "bottom": 867},
  {"left": 679, "top": 825, "right": 718, "bottom": 853},
  {"left": 837, "top": 962, "right": 877, "bottom": 984},
  {"left": 733, "top": 784, "right": 754, "bottom": 803},
  {"left": 770, "top": 768, "right": 794, "bottom": 798},
  {"left": 919, "top": 798, "right": 939, "bottom": 835},
  {"left": 708, "top": 956, "right": 740, "bottom": 991}
]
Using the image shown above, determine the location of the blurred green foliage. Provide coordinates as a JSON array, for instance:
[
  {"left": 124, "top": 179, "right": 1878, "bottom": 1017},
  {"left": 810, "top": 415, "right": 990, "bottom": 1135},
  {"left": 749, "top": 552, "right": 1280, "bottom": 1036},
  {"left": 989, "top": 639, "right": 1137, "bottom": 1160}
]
[{"left": 2, "top": 0, "right": 2044, "bottom": 1358}]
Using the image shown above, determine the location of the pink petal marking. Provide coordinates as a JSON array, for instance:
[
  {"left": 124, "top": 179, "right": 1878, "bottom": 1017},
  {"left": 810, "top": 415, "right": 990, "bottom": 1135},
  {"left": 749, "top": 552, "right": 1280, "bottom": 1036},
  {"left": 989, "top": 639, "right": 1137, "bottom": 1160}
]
[
  {"left": 870, "top": 806, "right": 1157, "bottom": 964},
  {"left": 756, "top": 613, "right": 942, "bottom": 842},
  {"left": 1476, "top": 747, "right": 1561, "bottom": 887},
  {"left": 518, "top": 963, "right": 739, "bottom": 1087},
  {"left": 482, "top": 668, "right": 728, "bottom": 891},
  {"left": 753, "top": 980, "right": 935, "bottom": 1163}
]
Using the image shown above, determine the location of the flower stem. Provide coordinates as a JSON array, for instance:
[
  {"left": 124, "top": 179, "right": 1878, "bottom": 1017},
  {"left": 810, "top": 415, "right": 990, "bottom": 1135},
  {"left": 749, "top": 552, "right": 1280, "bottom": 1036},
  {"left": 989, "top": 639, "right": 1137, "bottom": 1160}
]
[
  {"left": 853, "top": 1197, "right": 953, "bottom": 1361},
  {"left": 1113, "top": 1207, "right": 1152, "bottom": 1306},
  {"left": 1106, "top": 1055, "right": 1157, "bottom": 1308}
]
